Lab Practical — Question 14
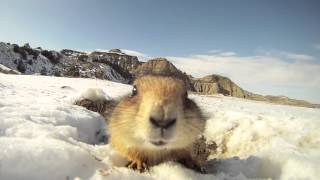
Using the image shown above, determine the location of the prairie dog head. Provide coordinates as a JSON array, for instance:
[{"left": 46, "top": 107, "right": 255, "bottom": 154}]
[{"left": 109, "top": 75, "right": 205, "bottom": 150}]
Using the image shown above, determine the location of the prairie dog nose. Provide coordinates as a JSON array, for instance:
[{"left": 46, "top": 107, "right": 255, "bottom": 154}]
[
  {"left": 149, "top": 100, "right": 177, "bottom": 129},
  {"left": 150, "top": 117, "right": 176, "bottom": 129}
]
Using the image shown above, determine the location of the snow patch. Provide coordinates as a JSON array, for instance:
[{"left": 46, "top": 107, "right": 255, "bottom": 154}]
[{"left": 0, "top": 74, "right": 319, "bottom": 180}]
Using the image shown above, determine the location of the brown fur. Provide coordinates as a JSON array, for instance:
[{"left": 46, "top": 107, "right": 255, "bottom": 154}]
[
  {"left": 107, "top": 75, "right": 206, "bottom": 170},
  {"left": 74, "top": 98, "right": 117, "bottom": 119}
]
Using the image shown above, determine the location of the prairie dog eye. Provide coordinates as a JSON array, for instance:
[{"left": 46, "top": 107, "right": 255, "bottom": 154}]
[
  {"left": 184, "top": 91, "right": 188, "bottom": 99},
  {"left": 132, "top": 85, "right": 138, "bottom": 96},
  {"left": 183, "top": 91, "right": 189, "bottom": 106}
]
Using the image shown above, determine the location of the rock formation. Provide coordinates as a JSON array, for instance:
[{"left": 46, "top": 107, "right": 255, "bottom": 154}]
[
  {"left": 132, "top": 57, "right": 192, "bottom": 89},
  {"left": 191, "top": 75, "right": 246, "bottom": 98},
  {"left": 90, "top": 50, "right": 141, "bottom": 74}
]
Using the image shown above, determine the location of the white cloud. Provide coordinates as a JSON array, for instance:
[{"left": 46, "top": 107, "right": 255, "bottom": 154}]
[
  {"left": 120, "top": 49, "right": 152, "bottom": 62},
  {"left": 282, "top": 52, "right": 315, "bottom": 62},
  {"left": 219, "top": 51, "right": 237, "bottom": 56},
  {"left": 167, "top": 51, "right": 320, "bottom": 90},
  {"left": 208, "top": 49, "right": 237, "bottom": 56},
  {"left": 256, "top": 49, "right": 315, "bottom": 62},
  {"left": 313, "top": 43, "right": 320, "bottom": 50},
  {"left": 208, "top": 49, "right": 222, "bottom": 54},
  {"left": 121, "top": 49, "right": 147, "bottom": 57}
]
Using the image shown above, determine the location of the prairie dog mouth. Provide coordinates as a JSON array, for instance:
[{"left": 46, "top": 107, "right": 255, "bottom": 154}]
[{"left": 150, "top": 140, "right": 167, "bottom": 146}]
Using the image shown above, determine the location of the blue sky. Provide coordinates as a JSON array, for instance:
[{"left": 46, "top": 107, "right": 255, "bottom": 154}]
[{"left": 1, "top": 0, "right": 320, "bottom": 102}]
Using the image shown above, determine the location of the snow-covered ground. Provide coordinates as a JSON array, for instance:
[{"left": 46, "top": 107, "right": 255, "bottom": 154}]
[{"left": 0, "top": 74, "right": 319, "bottom": 180}]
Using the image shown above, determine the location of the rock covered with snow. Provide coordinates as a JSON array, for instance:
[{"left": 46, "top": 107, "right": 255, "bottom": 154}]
[{"left": 0, "top": 42, "right": 133, "bottom": 83}]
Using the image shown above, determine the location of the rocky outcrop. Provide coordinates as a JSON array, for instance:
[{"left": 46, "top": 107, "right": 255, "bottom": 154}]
[
  {"left": 132, "top": 58, "right": 192, "bottom": 89},
  {"left": 190, "top": 75, "right": 318, "bottom": 108},
  {"left": 244, "top": 91, "right": 268, "bottom": 101},
  {"left": 0, "top": 42, "right": 61, "bottom": 75},
  {"left": 245, "top": 91, "right": 318, "bottom": 108},
  {"left": 133, "top": 58, "right": 180, "bottom": 76},
  {"left": 0, "top": 42, "right": 130, "bottom": 83},
  {"left": 61, "top": 49, "right": 86, "bottom": 57},
  {"left": 191, "top": 75, "right": 246, "bottom": 98},
  {"left": 79, "top": 49, "right": 143, "bottom": 82},
  {"left": 192, "top": 81, "right": 219, "bottom": 94},
  {"left": 90, "top": 50, "right": 141, "bottom": 74},
  {"left": 264, "top": 95, "right": 318, "bottom": 108}
]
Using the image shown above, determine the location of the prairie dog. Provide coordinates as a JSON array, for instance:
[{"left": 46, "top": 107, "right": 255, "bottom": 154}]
[{"left": 108, "top": 75, "right": 206, "bottom": 171}]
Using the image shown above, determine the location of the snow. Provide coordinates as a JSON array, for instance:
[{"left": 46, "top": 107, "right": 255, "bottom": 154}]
[
  {"left": 0, "top": 64, "right": 20, "bottom": 74},
  {"left": 0, "top": 74, "right": 319, "bottom": 180},
  {"left": 0, "top": 64, "right": 13, "bottom": 72},
  {"left": 75, "top": 88, "right": 110, "bottom": 102}
]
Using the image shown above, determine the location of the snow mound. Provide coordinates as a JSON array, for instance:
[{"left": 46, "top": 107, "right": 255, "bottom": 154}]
[
  {"left": 0, "top": 137, "right": 104, "bottom": 180},
  {"left": 76, "top": 88, "right": 110, "bottom": 102},
  {"left": 0, "top": 74, "right": 319, "bottom": 180}
]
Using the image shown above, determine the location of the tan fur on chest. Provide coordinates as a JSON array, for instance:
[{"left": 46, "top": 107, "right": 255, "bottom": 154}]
[{"left": 111, "top": 137, "right": 191, "bottom": 165}]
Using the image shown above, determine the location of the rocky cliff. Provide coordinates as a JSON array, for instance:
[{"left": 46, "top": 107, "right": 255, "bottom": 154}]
[
  {"left": 191, "top": 75, "right": 318, "bottom": 108},
  {"left": 132, "top": 58, "right": 192, "bottom": 89},
  {"left": 0, "top": 42, "right": 131, "bottom": 83},
  {"left": 191, "top": 75, "right": 246, "bottom": 98},
  {"left": 90, "top": 50, "right": 141, "bottom": 74},
  {"left": 60, "top": 48, "right": 142, "bottom": 82}
]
